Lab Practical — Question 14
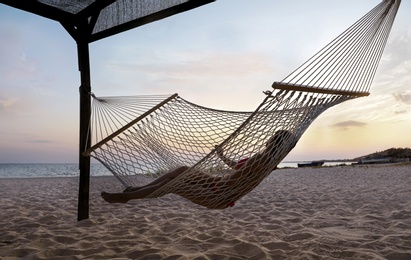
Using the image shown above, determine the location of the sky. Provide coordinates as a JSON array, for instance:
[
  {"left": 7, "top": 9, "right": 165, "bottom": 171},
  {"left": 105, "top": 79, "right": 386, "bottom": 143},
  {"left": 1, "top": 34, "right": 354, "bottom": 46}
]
[{"left": 0, "top": 0, "right": 410, "bottom": 163}]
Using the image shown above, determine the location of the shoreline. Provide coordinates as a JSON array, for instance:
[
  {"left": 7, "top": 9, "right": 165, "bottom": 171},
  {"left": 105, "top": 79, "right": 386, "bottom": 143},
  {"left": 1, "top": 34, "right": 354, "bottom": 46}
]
[
  {"left": 1, "top": 161, "right": 410, "bottom": 179},
  {"left": 1, "top": 164, "right": 411, "bottom": 259}
]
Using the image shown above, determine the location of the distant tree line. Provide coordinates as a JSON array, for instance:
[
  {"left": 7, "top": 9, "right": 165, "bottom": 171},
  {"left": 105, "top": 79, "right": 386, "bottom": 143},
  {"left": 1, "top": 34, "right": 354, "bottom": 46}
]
[{"left": 355, "top": 148, "right": 411, "bottom": 160}]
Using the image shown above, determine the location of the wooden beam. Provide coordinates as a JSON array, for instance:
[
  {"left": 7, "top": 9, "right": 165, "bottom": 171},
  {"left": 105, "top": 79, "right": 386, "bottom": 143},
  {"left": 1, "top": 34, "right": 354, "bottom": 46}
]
[
  {"left": 272, "top": 82, "right": 370, "bottom": 97},
  {"left": 83, "top": 93, "right": 178, "bottom": 156},
  {"left": 77, "top": 30, "right": 91, "bottom": 221}
]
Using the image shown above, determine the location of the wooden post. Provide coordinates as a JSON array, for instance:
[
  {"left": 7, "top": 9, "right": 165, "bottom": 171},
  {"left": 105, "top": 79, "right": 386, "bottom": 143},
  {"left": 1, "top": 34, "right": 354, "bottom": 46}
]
[{"left": 77, "top": 39, "right": 91, "bottom": 221}]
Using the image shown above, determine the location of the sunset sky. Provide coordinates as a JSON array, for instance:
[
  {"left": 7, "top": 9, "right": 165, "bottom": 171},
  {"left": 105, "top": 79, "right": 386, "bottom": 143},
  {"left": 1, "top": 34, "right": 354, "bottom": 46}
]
[{"left": 1, "top": 0, "right": 410, "bottom": 163}]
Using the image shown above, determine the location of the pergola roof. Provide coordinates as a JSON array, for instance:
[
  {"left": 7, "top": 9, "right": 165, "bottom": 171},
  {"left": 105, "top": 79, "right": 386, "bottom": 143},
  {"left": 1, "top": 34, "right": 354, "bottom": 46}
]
[{"left": 1, "top": 0, "right": 214, "bottom": 42}]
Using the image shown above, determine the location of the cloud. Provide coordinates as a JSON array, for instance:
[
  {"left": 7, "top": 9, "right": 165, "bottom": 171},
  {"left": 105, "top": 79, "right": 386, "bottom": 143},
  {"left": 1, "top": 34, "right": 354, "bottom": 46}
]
[
  {"left": 25, "top": 139, "right": 54, "bottom": 144},
  {"left": 0, "top": 96, "right": 17, "bottom": 111},
  {"left": 102, "top": 51, "right": 274, "bottom": 109},
  {"left": 393, "top": 91, "right": 411, "bottom": 105},
  {"left": 382, "top": 28, "right": 411, "bottom": 67},
  {"left": 394, "top": 110, "right": 408, "bottom": 115},
  {"left": 374, "top": 29, "right": 411, "bottom": 94},
  {"left": 330, "top": 120, "right": 367, "bottom": 131},
  {"left": 109, "top": 51, "right": 272, "bottom": 79}
]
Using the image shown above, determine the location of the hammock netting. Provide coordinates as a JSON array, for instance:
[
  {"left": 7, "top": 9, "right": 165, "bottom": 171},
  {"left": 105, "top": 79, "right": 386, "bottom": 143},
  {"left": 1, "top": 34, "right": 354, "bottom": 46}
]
[{"left": 85, "top": 0, "right": 400, "bottom": 209}]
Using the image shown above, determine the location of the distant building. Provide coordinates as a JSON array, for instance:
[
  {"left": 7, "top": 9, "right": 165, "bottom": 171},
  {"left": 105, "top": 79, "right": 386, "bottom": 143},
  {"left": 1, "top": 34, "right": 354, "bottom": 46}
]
[
  {"left": 395, "top": 158, "right": 410, "bottom": 163},
  {"left": 358, "top": 158, "right": 392, "bottom": 164}
]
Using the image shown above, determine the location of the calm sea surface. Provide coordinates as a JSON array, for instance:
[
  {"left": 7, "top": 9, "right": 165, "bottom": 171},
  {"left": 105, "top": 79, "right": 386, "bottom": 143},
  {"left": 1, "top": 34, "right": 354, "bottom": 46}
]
[
  {"left": 0, "top": 163, "right": 112, "bottom": 178},
  {"left": 0, "top": 161, "right": 354, "bottom": 178}
]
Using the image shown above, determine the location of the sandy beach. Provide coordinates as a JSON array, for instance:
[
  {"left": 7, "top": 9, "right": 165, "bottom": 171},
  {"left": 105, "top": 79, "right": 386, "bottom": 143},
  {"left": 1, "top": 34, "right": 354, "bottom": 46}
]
[{"left": 1, "top": 164, "right": 411, "bottom": 259}]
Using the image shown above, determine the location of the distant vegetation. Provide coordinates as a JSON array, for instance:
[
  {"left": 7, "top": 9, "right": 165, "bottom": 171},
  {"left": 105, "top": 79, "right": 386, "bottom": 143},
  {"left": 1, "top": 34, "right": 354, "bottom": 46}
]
[{"left": 354, "top": 148, "right": 411, "bottom": 161}]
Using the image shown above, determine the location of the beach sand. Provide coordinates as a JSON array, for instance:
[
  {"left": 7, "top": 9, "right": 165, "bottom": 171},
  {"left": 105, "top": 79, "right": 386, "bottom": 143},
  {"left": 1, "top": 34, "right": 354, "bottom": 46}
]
[{"left": 1, "top": 164, "right": 411, "bottom": 259}]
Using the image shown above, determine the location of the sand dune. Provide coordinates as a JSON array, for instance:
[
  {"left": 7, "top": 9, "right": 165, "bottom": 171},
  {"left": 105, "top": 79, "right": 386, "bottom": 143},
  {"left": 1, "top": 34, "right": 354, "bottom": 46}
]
[{"left": 1, "top": 164, "right": 411, "bottom": 259}]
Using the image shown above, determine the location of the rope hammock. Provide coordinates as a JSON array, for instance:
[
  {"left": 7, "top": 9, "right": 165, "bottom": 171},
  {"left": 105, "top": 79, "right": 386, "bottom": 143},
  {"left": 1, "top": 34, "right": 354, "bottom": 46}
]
[{"left": 84, "top": 0, "right": 400, "bottom": 209}]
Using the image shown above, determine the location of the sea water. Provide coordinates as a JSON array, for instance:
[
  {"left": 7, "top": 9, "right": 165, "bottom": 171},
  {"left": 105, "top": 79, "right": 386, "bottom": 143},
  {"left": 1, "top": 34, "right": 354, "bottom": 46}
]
[
  {"left": 0, "top": 161, "right": 354, "bottom": 178},
  {"left": 0, "top": 163, "right": 112, "bottom": 178}
]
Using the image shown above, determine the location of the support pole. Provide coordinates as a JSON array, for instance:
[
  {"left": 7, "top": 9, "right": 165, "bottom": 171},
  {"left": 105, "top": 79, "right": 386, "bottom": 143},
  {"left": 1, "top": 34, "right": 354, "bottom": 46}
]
[{"left": 77, "top": 40, "right": 91, "bottom": 221}]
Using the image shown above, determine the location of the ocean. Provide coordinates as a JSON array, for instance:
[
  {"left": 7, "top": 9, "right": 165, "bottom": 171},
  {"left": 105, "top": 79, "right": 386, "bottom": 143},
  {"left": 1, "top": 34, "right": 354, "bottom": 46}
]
[
  {"left": 0, "top": 161, "right": 354, "bottom": 178},
  {"left": 0, "top": 163, "right": 112, "bottom": 178}
]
